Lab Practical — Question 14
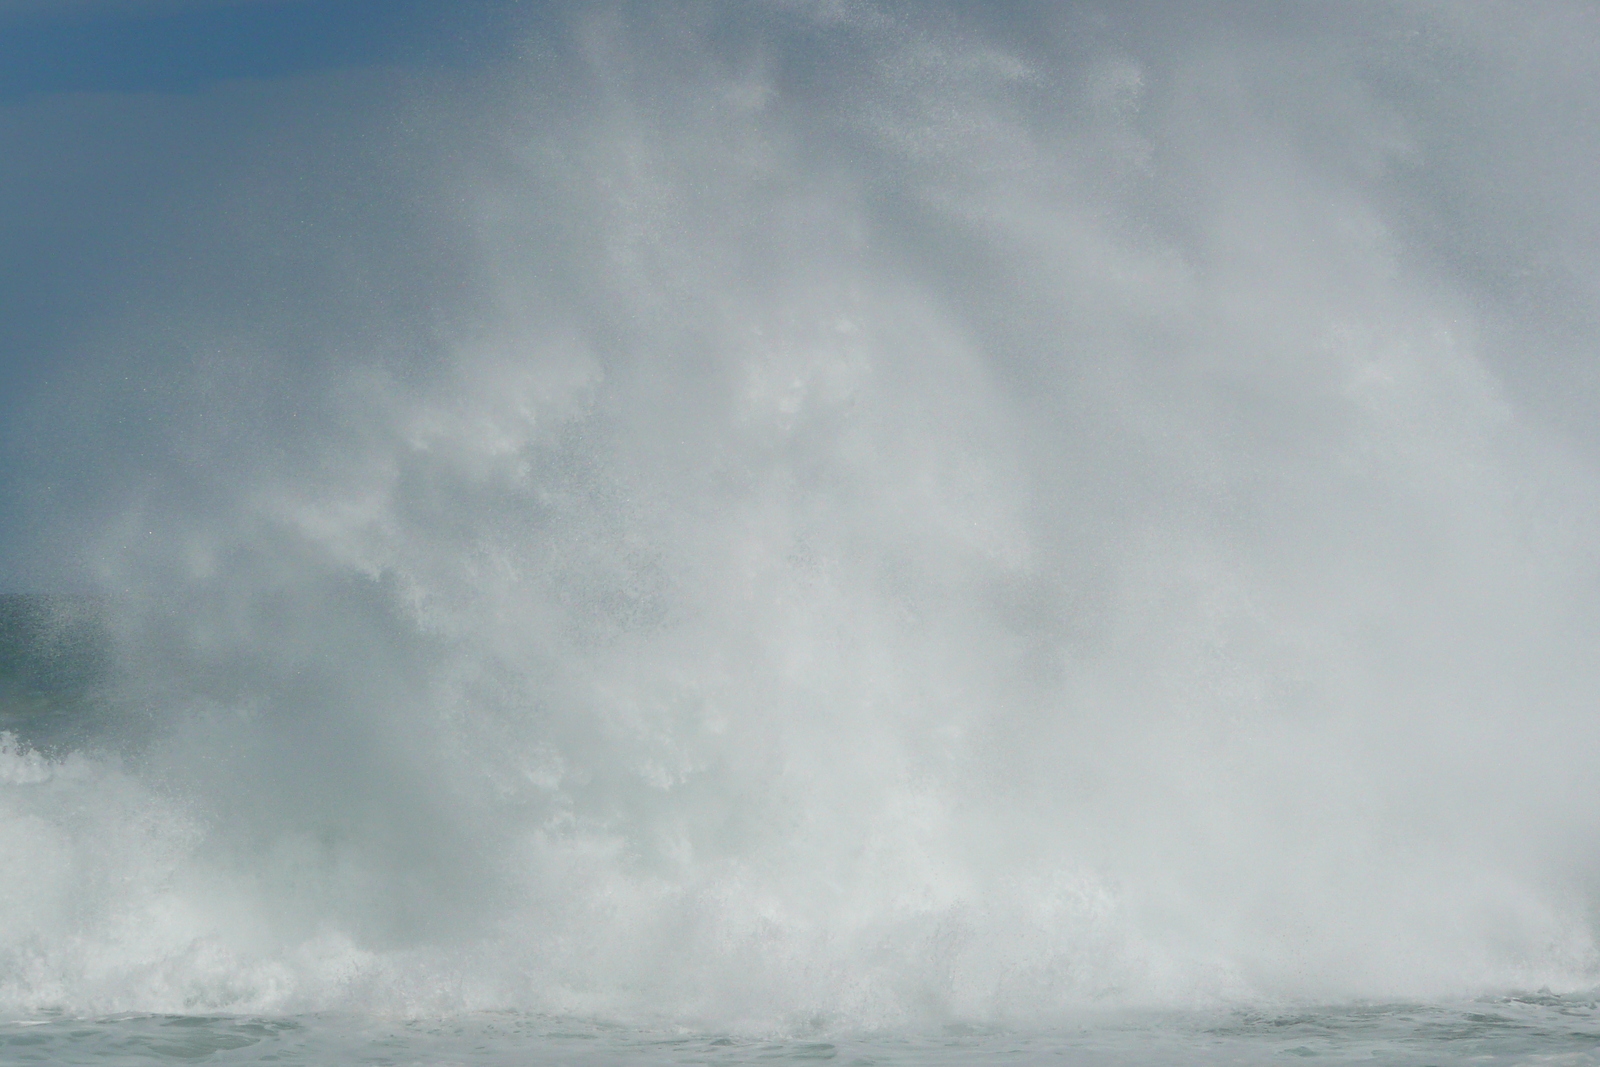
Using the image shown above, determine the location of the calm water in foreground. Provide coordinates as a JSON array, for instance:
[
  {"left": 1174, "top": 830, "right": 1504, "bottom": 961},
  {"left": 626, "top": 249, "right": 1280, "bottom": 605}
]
[{"left": 2, "top": 994, "right": 1597, "bottom": 1066}]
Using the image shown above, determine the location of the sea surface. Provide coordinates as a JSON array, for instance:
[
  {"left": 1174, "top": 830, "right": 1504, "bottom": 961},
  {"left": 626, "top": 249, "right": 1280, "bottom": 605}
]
[{"left": 4, "top": 995, "right": 1598, "bottom": 1066}]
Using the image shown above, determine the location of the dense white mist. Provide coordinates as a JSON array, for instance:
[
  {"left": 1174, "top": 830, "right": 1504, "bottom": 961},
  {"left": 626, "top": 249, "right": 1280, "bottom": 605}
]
[{"left": 3, "top": 0, "right": 1600, "bottom": 1030}]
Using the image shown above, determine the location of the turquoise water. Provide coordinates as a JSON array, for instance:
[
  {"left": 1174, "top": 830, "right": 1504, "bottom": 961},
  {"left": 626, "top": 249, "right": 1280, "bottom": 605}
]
[{"left": 5, "top": 996, "right": 1598, "bottom": 1066}]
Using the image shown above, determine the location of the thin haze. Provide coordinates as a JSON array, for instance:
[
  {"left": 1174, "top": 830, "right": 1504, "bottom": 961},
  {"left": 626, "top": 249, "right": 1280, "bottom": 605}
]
[{"left": 1, "top": 0, "right": 1599, "bottom": 1029}]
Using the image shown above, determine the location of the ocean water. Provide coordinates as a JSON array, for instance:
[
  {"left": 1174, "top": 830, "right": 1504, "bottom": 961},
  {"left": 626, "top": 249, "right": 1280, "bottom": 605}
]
[
  {"left": 5, "top": 997, "right": 1600, "bottom": 1066},
  {"left": 3, "top": 2, "right": 1600, "bottom": 1065}
]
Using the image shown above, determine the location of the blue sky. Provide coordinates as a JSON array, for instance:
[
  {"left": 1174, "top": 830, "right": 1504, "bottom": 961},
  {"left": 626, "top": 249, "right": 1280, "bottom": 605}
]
[
  {"left": 0, "top": 0, "right": 515, "bottom": 100},
  {"left": 0, "top": 0, "right": 529, "bottom": 587}
]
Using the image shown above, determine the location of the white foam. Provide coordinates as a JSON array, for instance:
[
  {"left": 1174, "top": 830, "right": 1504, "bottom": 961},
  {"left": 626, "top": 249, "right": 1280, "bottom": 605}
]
[{"left": 4, "top": 0, "right": 1600, "bottom": 1030}]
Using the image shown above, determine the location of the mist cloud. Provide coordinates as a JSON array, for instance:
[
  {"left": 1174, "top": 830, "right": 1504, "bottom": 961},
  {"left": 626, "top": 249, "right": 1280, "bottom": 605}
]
[{"left": 2, "top": 0, "right": 1599, "bottom": 1027}]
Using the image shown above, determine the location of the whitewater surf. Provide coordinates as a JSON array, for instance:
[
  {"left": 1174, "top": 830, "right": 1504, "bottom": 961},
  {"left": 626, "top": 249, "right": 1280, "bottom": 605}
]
[{"left": 1, "top": 2, "right": 1598, "bottom": 1063}]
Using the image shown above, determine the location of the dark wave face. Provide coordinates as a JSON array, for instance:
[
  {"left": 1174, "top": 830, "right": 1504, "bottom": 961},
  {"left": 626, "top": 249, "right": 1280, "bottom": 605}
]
[{"left": 1, "top": 0, "right": 1599, "bottom": 1030}]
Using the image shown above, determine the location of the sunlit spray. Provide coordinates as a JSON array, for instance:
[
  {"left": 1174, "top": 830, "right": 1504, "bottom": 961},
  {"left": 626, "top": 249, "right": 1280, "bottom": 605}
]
[{"left": 2, "top": 1, "right": 1598, "bottom": 1032}]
